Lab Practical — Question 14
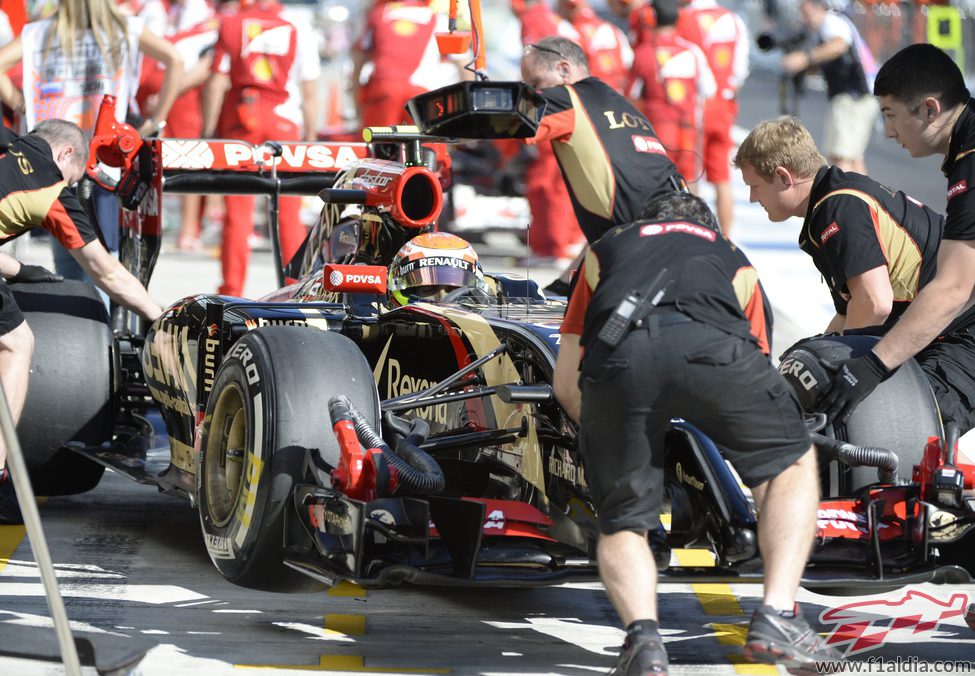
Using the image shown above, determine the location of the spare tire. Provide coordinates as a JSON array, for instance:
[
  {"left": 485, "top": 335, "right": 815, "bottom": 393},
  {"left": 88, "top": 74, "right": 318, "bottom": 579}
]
[
  {"left": 778, "top": 335, "right": 940, "bottom": 494},
  {"left": 12, "top": 280, "right": 112, "bottom": 496}
]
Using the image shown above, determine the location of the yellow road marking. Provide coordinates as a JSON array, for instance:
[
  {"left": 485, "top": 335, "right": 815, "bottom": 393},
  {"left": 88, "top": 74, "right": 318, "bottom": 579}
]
[
  {"left": 710, "top": 622, "right": 749, "bottom": 646},
  {"left": 672, "top": 549, "right": 717, "bottom": 567},
  {"left": 328, "top": 581, "right": 365, "bottom": 597},
  {"left": 317, "top": 656, "right": 449, "bottom": 673},
  {"left": 0, "top": 525, "right": 25, "bottom": 574},
  {"left": 726, "top": 654, "right": 780, "bottom": 674},
  {"left": 690, "top": 583, "right": 743, "bottom": 616},
  {"left": 325, "top": 614, "right": 365, "bottom": 636},
  {"left": 236, "top": 654, "right": 450, "bottom": 672}
]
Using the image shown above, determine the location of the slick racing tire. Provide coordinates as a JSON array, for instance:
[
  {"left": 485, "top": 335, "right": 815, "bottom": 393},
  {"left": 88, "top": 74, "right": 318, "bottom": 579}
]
[
  {"left": 198, "top": 326, "right": 379, "bottom": 591},
  {"left": 779, "top": 335, "right": 939, "bottom": 494},
  {"left": 12, "top": 281, "right": 110, "bottom": 496}
]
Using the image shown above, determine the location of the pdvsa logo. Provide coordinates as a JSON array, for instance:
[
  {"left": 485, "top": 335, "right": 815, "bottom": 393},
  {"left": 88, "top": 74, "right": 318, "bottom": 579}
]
[
  {"left": 323, "top": 264, "right": 387, "bottom": 293},
  {"left": 330, "top": 270, "right": 383, "bottom": 285}
]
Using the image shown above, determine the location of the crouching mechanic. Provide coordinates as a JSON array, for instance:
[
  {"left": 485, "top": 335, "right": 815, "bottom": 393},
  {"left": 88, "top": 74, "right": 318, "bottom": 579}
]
[
  {"left": 552, "top": 192, "right": 840, "bottom": 675},
  {"left": 735, "top": 116, "right": 975, "bottom": 433},
  {"left": 386, "top": 233, "right": 490, "bottom": 306},
  {"left": 0, "top": 119, "right": 163, "bottom": 524}
]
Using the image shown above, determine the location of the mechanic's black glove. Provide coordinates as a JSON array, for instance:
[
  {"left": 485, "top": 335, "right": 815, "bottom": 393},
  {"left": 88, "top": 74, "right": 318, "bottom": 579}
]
[
  {"left": 9, "top": 264, "right": 63, "bottom": 284},
  {"left": 819, "top": 350, "right": 893, "bottom": 425}
]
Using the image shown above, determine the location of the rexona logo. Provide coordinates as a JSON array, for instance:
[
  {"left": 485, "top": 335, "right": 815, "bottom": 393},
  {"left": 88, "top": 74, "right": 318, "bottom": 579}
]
[
  {"left": 820, "top": 590, "right": 974, "bottom": 657},
  {"left": 323, "top": 264, "right": 387, "bottom": 293}
]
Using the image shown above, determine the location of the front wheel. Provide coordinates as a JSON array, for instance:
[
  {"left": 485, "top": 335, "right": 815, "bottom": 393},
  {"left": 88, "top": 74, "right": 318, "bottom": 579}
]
[{"left": 197, "top": 326, "right": 379, "bottom": 591}]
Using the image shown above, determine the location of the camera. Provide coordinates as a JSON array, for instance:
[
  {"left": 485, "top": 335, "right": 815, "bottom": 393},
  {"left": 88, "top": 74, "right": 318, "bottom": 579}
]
[{"left": 756, "top": 30, "right": 809, "bottom": 53}]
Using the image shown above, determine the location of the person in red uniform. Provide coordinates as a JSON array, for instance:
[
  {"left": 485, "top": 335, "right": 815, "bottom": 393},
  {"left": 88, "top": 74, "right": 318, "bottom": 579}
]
[
  {"left": 630, "top": 0, "right": 715, "bottom": 186},
  {"left": 555, "top": 0, "right": 632, "bottom": 94},
  {"left": 201, "top": 0, "right": 320, "bottom": 297},
  {"left": 511, "top": 0, "right": 585, "bottom": 263},
  {"left": 351, "top": 0, "right": 442, "bottom": 127},
  {"left": 677, "top": 0, "right": 749, "bottom": 236},
  {"left": 137, "top": 11, "right": 220, "bottom": 251},
  {"left": 607, "top": 0, "right": 656, "bottom": 48}
]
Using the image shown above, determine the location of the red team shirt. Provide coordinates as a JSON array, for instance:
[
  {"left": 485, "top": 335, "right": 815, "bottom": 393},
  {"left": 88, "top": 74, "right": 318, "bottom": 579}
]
[
  {"left": 211, "top": 0, "right": 318, "bottom": 139},
  {"left": 355, "top": 0, "right": 439, "bottom": 84},
  {"left": 569, "top": 6, "right": 633, "bottom": 93},
  {"left": 676, "top": 0, "right": 749, "bottom": 182}
]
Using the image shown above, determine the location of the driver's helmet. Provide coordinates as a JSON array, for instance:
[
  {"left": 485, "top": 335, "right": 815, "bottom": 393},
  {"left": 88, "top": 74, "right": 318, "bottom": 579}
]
[{"left": 388, "top": 232, "right": 487, "bottom": 306}]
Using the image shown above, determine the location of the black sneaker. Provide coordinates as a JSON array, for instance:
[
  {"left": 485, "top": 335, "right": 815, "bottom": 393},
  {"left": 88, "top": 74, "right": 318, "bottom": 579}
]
[
  {"left": 743, "top": 604, "right": 843, "bottom": 675},
  {"left": 0, "top": 470, "right": 23, "bottom": 525},
  {"left": 609, "top": 634, "right": 668, "bottom": 676}
]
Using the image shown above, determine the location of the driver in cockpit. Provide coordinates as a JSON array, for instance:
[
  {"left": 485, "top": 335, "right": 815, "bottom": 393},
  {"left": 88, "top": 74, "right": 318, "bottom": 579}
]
[{"left": 387, "top": 232, "right": 490, "bottom": 306}]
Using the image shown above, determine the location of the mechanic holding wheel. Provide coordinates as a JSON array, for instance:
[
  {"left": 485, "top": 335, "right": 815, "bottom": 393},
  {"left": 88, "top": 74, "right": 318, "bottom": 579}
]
[
  {"left": 552, "top": 192, "right": 840, "bottom": 675},
  {"left": 520, "top": 36, "right": 684, "bottom": 293},
  {"left": 735, "top": 115, "right": 975, "bottom": 435},
  {"left": 0, "top": 120, "right": 163, "bottom": 524},
  {"left": 814, "top": 45, "right": 975, "bottom": 427}
]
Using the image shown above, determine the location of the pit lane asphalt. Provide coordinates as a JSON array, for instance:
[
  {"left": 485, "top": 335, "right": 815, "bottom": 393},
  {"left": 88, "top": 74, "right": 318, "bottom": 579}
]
[
  {"left": 3, "top": 72, "right": 975, "bottom": 675},
  {"left": 2, "top": 468, "right": 974, "bottom": 675}
]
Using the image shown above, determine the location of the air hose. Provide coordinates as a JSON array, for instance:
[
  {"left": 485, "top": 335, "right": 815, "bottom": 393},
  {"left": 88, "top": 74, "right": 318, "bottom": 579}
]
[
  {"left": 811, "top": 432, "right": 900, "bottom": 484},
  {"left": 329, "top": 396, "right": 445, "bottom": 495}
]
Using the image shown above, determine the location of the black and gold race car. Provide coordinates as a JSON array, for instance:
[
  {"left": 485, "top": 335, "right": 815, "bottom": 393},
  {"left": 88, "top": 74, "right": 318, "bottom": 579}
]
[{"left": 14, "top": 87, "right": 975, "bottom": 593}]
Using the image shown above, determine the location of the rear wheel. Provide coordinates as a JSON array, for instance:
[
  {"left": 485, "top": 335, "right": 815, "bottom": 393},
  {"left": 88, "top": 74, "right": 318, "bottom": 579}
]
[
  {"left": 12, "top": 281, "right": 111, "bottom": 495},
  {"left": 197, "top": 326, "right": 379, "bottom": 591}
]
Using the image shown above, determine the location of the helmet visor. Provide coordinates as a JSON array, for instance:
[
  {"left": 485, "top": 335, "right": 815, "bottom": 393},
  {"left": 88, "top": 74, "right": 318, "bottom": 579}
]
[
  {"left": 399, "top": 266, "right": 485, "bottom": 292},
  {"left": 390, "top": 257, "right": 485, "bottom": 292}
]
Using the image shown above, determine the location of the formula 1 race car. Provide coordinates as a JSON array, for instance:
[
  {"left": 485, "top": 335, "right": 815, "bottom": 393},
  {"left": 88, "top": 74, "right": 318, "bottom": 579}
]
[{"left": 14, "top": 86, "right": 975, "bottom": 594}]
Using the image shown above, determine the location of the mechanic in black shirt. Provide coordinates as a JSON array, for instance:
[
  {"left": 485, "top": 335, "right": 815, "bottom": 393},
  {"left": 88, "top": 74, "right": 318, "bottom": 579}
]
[
  {"left": 0, "top": 119, "right": 163, "bottom": 524},
  {"left": 521, "top": 36, "right": 683, "bottom": 293},
  {"left": 552, "top": 192, "right": 838, "bottom": 676},
  {"left": 523, "top": 36, "right": 683, "bottom": 245},
  {"left": 737, "top": 116, "right": 975, "bottom": 433},
  {"left": 815, "top": 45, "right": 975, "bottom": 425}
]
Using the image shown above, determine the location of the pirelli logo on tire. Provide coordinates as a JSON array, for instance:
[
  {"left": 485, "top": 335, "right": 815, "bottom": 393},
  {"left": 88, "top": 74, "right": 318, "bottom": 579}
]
[{"left": 226, "top": 341, "right": 261, "bottom": 386}]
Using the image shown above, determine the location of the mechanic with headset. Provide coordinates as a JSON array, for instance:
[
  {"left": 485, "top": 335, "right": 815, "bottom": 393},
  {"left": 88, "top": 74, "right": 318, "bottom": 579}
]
[
  {"left": 0, "top": 119, "right": 163, "bottom": 524},
  {"left": 552, "top": 191, "right": 839, "bottom": 675},
  {"left": 735, "top": 115, "right": 975, "bottom": 433},
  {"left": 522, "top": 36, "right": 682, "bottom": 247},
  {"left": 386, "top": 232, "right": 490, "bottom": 306},
  {"left": 511, "top": 0, "right": 588, "bottom": 267},
  {"left": 521, "top": 36, "right": 683, "bottom": 292}
]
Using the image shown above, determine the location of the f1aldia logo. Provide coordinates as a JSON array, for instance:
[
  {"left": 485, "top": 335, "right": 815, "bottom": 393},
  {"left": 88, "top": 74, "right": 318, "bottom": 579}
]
[{"left": 819, "top": 590, "right": 975, "bottom": 656}]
